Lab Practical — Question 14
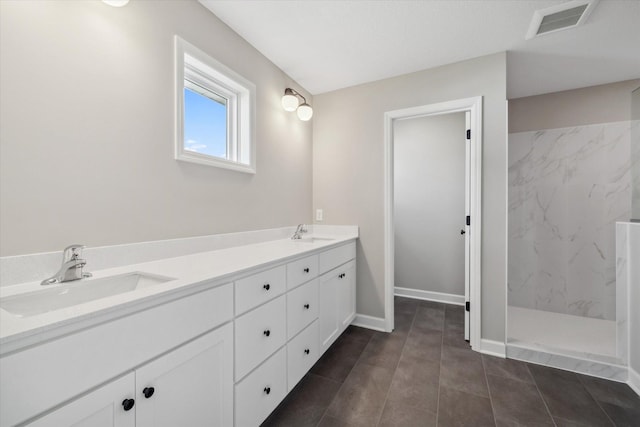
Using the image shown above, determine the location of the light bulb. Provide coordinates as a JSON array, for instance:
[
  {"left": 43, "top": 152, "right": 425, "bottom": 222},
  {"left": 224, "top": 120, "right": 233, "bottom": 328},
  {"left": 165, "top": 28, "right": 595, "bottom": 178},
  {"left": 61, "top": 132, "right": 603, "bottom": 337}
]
[
  {"left": 297, "top": 103, "right": 313, "bottom": 121},
  {"left": 281, "top": 91, "right": 299, "bottom": 112},
  {"left": 103, "top": 0, "right": 129, "bottom": 7}
]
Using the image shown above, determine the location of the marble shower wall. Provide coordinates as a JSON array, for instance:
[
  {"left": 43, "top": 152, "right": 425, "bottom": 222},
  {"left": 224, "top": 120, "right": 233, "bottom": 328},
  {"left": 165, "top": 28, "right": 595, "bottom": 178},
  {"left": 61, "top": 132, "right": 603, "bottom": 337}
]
[{"left": 509, "top": 120, "right": 638, "bottom": 320}]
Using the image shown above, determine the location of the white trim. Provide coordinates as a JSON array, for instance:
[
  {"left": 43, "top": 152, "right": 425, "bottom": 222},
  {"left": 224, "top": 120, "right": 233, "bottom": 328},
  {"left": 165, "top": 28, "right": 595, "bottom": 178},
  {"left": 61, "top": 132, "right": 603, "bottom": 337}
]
[
  {"left": 383, "top": 113, "right": 395, "bottom": 333},
  {"left": 174, "top": 36, "right": 256, "bottom": 174},
  {"left": 351, "top": 314, "right": 386, "bottom": 332},
  {"left": 394, "top": 287, "right": 464, "bottom": 306},
  {"left": 504, "top": 100, "right": 510, "bottom": 361},
  {"left": 628, "top": 367, "right": 640, "bottom": 396},
  {"left": 507, "top": 343, "right": 628, "bottom": 382},
  {"left": 479, "top": 339, "right": 506, "bottom": 358},
  {"left": 383, "top": 96, "right": 483, "bottom": 347}
]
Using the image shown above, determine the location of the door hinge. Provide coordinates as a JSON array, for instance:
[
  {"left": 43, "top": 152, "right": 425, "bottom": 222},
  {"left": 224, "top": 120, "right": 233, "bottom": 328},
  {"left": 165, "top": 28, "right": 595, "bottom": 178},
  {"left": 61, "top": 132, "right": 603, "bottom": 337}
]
[
  {"left": 465, "top": 301, "right": 470, "bottom": 312},
  {"left": 466, "top": 215, "right": 471, "bottom": 226},
  {"left": 466, "top": 129, "right": 471, "bottom": 140}
]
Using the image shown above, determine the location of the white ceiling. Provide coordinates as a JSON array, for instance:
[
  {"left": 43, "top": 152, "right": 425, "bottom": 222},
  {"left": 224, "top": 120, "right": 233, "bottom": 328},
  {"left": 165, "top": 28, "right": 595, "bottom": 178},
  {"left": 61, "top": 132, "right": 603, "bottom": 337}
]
[{"left": 200, "top": 0, "right": 640, "bottom": 99}]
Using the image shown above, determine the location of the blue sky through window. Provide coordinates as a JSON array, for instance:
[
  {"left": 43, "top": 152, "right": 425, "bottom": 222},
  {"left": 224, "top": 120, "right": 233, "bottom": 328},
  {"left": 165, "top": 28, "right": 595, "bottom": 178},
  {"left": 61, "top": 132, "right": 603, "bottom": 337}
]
[{"left": 184, "top": 87, "right": 227, "bottom": 158}]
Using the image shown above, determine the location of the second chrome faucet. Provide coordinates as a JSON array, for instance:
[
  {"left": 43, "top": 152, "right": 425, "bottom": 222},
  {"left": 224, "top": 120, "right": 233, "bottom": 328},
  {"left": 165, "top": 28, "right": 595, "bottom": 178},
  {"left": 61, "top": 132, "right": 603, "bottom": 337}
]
[{"left": 291, "top": 224, "right": 308, "bottom": 240}]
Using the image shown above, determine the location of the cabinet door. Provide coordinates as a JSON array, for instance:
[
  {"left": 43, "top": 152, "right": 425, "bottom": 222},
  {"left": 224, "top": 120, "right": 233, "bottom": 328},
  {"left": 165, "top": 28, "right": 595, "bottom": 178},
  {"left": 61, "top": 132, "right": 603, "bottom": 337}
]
[
  {"left": 337, "top": 260, "right": 356, "bottom": 332},
  {"left": 318, "top": 270, "right": 339, "bottom": 355},
  {"left": 135, "top": 323, "right": 233, "bottom": 427},
  {"left": 27, "top": 373, "right": 135, "bottom": 427}
]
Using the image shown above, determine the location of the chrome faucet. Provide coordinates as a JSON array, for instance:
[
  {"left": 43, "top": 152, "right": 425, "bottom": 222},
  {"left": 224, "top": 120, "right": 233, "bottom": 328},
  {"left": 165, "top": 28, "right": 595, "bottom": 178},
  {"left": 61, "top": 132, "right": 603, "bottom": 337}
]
[
  {"left": 291, "top": 224, "right": 308, "bottom": 240},
  {"left": 41, "top": 244, "right": 92, "bottom": 286}
]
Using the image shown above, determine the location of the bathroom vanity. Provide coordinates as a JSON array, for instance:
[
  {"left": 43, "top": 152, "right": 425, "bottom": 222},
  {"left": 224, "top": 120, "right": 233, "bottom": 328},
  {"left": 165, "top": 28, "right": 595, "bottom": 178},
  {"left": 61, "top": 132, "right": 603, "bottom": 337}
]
[{"left": 0, "top": 232, "right": 357, "bottom": 426}]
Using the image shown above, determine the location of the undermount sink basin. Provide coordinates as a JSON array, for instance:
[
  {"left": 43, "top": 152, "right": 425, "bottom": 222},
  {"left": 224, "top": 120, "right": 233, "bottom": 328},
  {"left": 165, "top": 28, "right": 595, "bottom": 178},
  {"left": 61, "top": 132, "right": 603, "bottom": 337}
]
[
  {"left": 292, "top": 237, "right": 335, "bottom": 243},
  {"left": 1, "top": 272, "right": 176, "bottom": 318}
]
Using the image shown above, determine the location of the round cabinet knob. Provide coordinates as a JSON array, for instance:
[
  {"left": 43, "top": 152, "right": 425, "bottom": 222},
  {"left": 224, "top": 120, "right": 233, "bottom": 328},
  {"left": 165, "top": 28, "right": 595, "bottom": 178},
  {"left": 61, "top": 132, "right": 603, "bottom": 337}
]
[
  {"left": 460, "top": 229, "right": 466, "bottom": 235},
  {"left": 263, "top": 283, "right": 270, "bottom": 291},
  {"left": 304, "top": 303, "right": 310, "bottom": 309},
  {"left": 263, "top": 329, "right": 271, "bottom": 337},
  {"left": 122, "top": 398, "right": 135, "bottom": 411},
  {"left": 304, "top": 348, "right": 310, "bottom": 355},
  {"left": 303, "top": 267, "right": 310, "bottom": 273},
  {"left": 142, "top": 387, "right": 155, "bottom": 399},
  {"left": 264, "top": 386, "right": 271, "bottom": 395}
]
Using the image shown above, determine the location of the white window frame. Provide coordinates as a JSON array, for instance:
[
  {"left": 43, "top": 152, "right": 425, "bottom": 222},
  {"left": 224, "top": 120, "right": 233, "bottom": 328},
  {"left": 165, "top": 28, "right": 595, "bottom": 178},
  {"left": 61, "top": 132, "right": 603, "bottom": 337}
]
[{"left": 175, "top": 36, "right": 256, "bottom": 174}]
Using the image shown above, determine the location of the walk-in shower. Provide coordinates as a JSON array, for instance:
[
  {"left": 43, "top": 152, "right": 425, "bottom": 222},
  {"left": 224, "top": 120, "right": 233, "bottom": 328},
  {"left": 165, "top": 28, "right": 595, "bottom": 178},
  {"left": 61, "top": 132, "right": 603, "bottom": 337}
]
[{"left": 507, "top": 104, "right": 639, "bottom": 382}]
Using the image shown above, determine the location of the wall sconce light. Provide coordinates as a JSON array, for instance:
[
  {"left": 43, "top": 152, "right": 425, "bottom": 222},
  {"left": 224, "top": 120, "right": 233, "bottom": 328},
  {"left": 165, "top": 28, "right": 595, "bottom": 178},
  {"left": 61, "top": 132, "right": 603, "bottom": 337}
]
[
  {"left": 103, "top": 0, "right": 130, "bottom": 7},
  {"left": 281, "top": 88, "right": 313, "bottom": 121}
]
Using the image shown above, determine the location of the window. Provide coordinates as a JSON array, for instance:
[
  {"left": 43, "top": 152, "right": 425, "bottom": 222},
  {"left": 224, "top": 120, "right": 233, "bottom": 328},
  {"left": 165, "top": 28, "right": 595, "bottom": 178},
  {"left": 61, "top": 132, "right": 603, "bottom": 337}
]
[{"left": 175, "top": 36, "right": 256, "bottom": 173}]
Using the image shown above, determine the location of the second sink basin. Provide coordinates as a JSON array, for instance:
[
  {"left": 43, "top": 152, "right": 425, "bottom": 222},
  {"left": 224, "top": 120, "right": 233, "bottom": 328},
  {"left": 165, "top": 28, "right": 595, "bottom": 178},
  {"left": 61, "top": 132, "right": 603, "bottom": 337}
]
[
  {"left": 1, "top": 272, "right": 176, "bottom": 318},
  {"left": 292, "top": 237, "right": 335, "bottom": 244}
]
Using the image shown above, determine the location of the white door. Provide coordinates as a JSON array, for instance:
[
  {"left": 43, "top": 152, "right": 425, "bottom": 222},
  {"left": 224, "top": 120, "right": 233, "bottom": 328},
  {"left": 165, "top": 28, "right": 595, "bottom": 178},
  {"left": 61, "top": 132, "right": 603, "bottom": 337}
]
[
  {"left": 135, "top": 323, "right": 233, "bottom": 427},
  {"left": 27, "top": 373, "right": 135, "bottom": 427},
  {"left": 394, "top": 112, "right": 467, "bottom": 337},
  {"left": 464, "top": 111, "right": 471, "bottom": 341}
]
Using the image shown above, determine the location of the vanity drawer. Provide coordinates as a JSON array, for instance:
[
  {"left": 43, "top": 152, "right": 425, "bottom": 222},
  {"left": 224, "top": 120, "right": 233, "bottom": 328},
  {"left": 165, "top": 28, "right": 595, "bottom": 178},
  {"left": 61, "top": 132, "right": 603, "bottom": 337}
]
[
  {"left": 287, "top": 278, "right": 318, "bottom": 339},
  {"left": 235, "top": 347, "right": 287, "bottom": 427},
  {"left": 235, "top": 265, "right": 286, "bottom": 315},
  {"left": 287, "top": 320, "right": 319, "bottom": 392},
  {"left": 319, "top": 241, "right": 356, "bottom": 274},
  {"left": 287, "top": 254, "right": 318, "bottom": 290},
  {"left": 235, "top": 295, "right": 286, "bottom": 381}
]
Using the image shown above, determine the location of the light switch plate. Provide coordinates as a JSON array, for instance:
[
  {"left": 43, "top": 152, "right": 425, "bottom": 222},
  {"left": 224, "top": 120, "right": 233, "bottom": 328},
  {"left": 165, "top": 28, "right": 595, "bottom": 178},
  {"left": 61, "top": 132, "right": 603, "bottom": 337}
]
[{"left": 315, "top": 209, "right": 323, "bottom": 221}]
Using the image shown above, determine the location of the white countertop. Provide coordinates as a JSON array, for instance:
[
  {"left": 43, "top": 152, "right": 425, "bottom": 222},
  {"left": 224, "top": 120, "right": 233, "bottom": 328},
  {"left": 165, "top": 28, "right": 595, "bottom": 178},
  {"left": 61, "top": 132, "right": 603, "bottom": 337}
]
[{"left": 0, "top": 232, "right": 357, "bottom": 355}]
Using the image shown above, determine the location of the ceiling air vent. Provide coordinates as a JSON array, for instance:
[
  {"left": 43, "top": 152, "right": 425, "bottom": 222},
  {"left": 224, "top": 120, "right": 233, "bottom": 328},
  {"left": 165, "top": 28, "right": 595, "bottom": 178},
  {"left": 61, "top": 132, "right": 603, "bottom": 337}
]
[{"left": 526, "top": 0, "right": 599, "bottom": 40}]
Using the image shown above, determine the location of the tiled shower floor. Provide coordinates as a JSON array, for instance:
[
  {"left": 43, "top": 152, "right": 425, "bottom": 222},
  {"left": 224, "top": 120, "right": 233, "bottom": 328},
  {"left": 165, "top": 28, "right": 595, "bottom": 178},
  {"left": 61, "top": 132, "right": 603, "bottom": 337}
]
[
  {"left": 508, "top": 306, "right": 617, "bottom": 358},
  {"left": 261, "top": 297, "right": 640, "bottom": 426}
]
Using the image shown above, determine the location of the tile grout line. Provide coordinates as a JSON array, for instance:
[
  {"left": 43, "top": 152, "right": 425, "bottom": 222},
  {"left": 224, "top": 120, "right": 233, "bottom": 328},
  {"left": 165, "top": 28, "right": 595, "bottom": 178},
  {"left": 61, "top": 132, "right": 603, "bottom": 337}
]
[
  {"left": 527, "top": 364, "right": 559, "bottom": 427},
  {"left": 577, "top": 377, "right": 617, "bottom": 426},
  {"left": 480, "top": 355, "right": 499, "bottom": 427},
  {"left": 373, "top": 301, "right": 417, "bottom": 426},
  {"left": 314, "top": 329, "right": 377, "bottom": 426},
  {"left": 435, "top": 305, "right": 447, "bottom": 426}
]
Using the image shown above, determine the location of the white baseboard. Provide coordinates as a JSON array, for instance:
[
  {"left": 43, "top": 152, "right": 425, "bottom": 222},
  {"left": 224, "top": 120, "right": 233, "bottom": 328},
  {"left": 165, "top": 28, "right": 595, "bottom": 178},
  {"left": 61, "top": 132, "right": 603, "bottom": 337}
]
[
  {"left": 629, "top": 367, "right": 640, "bottom": 397},
  {"left": 351, "top": 314, "right": 386, "bottom": 332},
  {"left": 394, "top": 287, "right": 465, "bottom": 306},
  {"left": 478, "top": 339, "right": 506, "bottom": 358}
]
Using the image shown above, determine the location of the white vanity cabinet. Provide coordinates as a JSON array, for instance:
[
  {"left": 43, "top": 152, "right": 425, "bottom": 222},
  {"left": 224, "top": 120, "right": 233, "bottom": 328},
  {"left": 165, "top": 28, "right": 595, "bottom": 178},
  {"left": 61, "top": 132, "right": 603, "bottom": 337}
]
[
  {"left": 233, "top": 241, "right": 357, "bottom": 425},
  {"left": 1, "top": 283, "right": 234, "bottom": 427},
  {"left": 233, "top": 255, "right": 321, "bottom": 427},
  {"left": 26, "top": 324, "right": 233, "bottom": 427},
  {"left": 1, "top": 237, "right": 358, "bottom": 427}
]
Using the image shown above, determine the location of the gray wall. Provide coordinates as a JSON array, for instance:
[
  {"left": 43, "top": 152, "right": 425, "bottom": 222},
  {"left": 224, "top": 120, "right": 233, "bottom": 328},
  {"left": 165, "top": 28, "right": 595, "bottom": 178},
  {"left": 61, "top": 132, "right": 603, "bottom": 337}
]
[
  {"left": 0, "top": 0, "right": 312, "bottom": 256},
  {"left": 509, "top": 79, "right": 640, "bottom": 133},
  {"left": 313, "top": 52, "right": 507, "bottom": 342},
  {"left": 394, "top": 113, "right": 466, "bottom": 296}
]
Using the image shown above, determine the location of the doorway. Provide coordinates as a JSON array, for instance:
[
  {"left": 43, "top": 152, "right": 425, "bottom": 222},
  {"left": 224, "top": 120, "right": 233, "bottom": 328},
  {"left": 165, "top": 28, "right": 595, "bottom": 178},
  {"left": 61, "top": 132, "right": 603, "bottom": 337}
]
[{"left": 383, "top": 97, "right": 482, "bottom": 350}]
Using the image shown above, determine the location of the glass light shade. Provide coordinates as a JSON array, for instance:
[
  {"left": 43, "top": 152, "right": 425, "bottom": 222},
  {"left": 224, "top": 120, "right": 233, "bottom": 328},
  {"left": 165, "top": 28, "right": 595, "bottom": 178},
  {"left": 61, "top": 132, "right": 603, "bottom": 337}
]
[
  {"left": 297, "top": 103, "right": 313, "bottom": 121},
  {"left": 281, "top": 93, "right": 299, "bottom": 112},
  {"left": 103, "top": 0, "right": 129, "bottom": 6}
]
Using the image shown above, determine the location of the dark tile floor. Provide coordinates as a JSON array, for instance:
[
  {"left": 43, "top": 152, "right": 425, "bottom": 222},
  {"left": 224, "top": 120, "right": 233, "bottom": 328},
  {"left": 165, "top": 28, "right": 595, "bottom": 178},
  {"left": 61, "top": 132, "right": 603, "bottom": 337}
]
[{"left": 262, "top": 297, "right": 640, "bottom": 427}]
